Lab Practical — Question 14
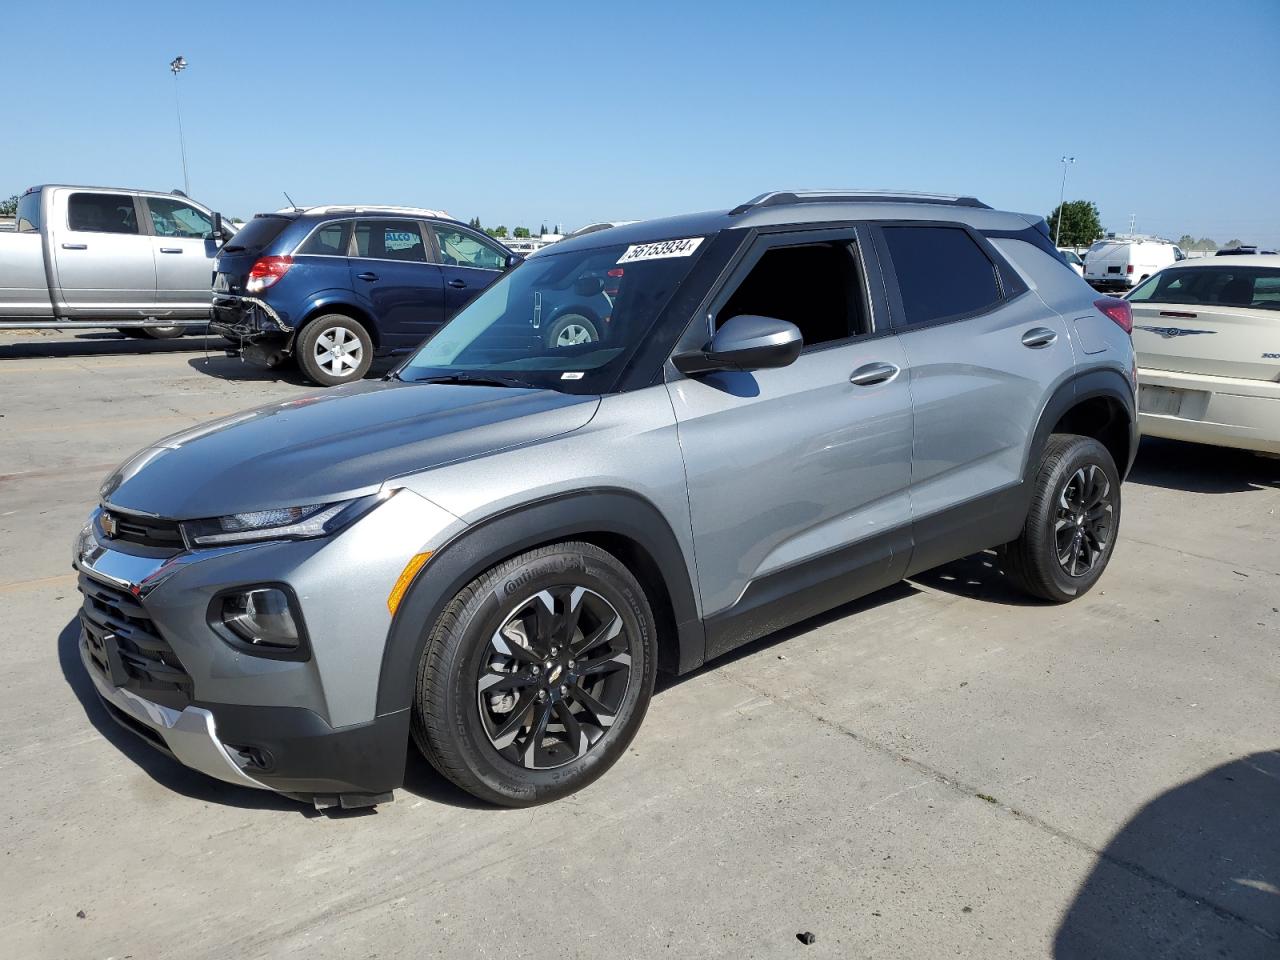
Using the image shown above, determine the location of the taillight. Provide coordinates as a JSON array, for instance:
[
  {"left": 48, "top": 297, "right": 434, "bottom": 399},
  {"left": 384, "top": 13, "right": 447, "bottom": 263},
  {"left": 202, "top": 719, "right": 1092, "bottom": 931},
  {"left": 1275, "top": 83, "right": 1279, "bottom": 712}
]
[
  {"left": 1126, "top": 264, "right": 1134, "bottom": 274},
  {"left": 245, "top": 255, "right": 294, "bottom": 293},
  {"left": 605, "top": 267, "right": 623, "bottom": 297},
  {"left": 1094, "top": 297, "right": 1132, "bottom": 334}
]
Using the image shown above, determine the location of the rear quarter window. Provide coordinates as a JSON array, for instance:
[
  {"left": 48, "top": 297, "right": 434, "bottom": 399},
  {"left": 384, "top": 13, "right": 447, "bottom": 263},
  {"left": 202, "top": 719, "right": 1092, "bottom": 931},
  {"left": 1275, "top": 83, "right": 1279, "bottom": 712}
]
[
  {"left": 221, "top": 215, "right": 292, "bottom": 254},
  {"left": 882, "top": 225, "right": 1002, "bottom": 326},
  {"left": 15, "top": 192, "right": 41, "bottom": 232}
]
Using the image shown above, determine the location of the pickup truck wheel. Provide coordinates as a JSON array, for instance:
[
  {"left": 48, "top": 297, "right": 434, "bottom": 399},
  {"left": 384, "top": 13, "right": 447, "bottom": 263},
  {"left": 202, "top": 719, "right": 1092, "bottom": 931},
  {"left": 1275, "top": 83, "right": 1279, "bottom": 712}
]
[
  {"left": 139, "top": 325, "right": 186, "bottom": 339},
  {"left": 411, "top": 542, "right": 657, "bottom": 806},
  {"left": 296, "top": 315, "right": 373, "bottom": 386},
  {"left": 1004, "top": 434, "right": 1121, "bottom": 603}
]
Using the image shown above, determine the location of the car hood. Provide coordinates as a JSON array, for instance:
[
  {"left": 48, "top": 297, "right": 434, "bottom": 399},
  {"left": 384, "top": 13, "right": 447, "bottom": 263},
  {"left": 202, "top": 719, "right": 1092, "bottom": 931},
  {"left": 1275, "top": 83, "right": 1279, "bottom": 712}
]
[{"left": 101, "top": 380, "right": 600, "bottom": 520}]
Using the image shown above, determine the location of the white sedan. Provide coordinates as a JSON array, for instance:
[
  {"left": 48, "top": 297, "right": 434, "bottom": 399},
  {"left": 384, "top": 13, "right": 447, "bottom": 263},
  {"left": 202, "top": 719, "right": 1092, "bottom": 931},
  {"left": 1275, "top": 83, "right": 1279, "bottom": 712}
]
[{"left": 1127, "top": 255, "right": 1280, "bottom": 454}]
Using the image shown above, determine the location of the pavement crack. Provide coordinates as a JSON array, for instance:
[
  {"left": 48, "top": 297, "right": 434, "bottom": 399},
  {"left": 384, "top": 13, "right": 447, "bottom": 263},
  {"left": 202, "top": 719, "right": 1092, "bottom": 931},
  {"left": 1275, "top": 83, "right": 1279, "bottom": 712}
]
[
  {"left": 720, "top": 669, "right": 1280, "bottom": 943},
  {"left": 1124, "top": 535, "right": 1278, "bottom": 578}
]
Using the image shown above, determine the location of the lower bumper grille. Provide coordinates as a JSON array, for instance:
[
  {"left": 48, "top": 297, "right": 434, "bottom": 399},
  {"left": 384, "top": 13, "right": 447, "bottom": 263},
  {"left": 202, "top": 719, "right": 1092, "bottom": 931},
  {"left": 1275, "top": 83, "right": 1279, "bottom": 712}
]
[{"left": 79, "top": 573, "right": 193, "bottom": 710}]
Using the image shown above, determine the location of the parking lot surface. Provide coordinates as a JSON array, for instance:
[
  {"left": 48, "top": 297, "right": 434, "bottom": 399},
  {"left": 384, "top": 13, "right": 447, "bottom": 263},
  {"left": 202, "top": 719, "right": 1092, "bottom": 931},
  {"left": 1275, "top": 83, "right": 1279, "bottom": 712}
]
[{"left": 2, "top": 331, "right": 1277, "bottom": 959}]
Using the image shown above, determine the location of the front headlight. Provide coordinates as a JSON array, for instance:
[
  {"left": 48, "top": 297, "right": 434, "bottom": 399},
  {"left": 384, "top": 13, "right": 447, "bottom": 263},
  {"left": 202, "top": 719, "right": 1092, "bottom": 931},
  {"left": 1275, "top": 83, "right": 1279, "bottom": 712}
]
[{"left": 181, "top": 492, "right": 387, "bottom": 547}]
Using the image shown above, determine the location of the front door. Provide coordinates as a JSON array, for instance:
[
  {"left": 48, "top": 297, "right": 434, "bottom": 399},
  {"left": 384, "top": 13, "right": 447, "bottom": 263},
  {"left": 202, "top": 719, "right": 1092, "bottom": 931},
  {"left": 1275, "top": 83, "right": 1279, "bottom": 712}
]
[
  {"left": 429, "top": 224, "right": 509, "bottom": 317},
  {"left": 53, "top": 192, "right": 156, "bottom": 315},
  {"left": 349, "top": 219, "right": 445, "bottom": 350},
  {"left": 141, "top": 196, "right": 220, "bottom": 314},
  {"left": 667, "top": 228, "right": 915, "bottom": 658}
]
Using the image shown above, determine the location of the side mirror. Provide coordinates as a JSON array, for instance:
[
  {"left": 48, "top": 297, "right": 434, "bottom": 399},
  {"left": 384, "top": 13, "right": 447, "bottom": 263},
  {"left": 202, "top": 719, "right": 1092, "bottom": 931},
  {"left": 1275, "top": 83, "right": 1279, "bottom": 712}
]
[
  {"left": 213, "top": 212, "right": 226, "bottom": 243},
  {"left": 506, "top": 253, "right": 523, "bottom": 269},
  {"left": 672, "top": 314, "right": 803, "bottom": 375}
]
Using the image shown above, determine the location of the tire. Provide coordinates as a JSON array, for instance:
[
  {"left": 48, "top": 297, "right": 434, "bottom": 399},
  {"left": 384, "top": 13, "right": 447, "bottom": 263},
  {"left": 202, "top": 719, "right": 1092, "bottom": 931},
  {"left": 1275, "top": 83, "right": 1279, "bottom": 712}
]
[
  {"left": 296, "top": 314, "right": 373, "bottom": 386},
  {"left": 139, "top": 325, "right": 186, "bottom": 339},
  {"left": 411, "top": 541, "right": 657, "bottom": 806},
  {"left": 1004, "top": 433, "right": 1122, "bottom": 603},
  {"left": 544, "top": 313, "right": 599, "bottom": 349}
]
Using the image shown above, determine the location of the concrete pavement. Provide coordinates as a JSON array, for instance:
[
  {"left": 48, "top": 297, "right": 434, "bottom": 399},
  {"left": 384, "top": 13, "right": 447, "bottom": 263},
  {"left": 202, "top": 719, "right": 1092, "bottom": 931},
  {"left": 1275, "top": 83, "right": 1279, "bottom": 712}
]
[{"left": 1, "top": 330, "right": 1276, "bottom": 959}]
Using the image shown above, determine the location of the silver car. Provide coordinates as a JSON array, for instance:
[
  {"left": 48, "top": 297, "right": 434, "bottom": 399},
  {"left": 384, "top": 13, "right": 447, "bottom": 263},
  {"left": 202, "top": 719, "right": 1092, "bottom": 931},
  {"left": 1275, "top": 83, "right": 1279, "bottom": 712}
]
[{"left": 74, "top": 190, "right": 1139, "bottom": 809}]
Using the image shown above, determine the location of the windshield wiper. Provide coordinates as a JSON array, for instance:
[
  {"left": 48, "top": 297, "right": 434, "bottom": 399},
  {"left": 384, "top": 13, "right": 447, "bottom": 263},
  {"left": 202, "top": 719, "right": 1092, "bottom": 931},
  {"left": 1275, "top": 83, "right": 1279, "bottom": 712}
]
[{"left": 411, "top": 372, "right": 540, "bottom": 389}]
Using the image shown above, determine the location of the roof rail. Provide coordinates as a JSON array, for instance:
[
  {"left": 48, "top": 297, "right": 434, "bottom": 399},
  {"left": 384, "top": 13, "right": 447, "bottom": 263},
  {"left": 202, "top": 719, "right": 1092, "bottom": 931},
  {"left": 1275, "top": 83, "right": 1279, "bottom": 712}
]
[
  {"left": 287, "top": 204, "right": 453, "bottom": 219},
  {"left": 728, "top": 189, "right": 991, "bottom": 216}
]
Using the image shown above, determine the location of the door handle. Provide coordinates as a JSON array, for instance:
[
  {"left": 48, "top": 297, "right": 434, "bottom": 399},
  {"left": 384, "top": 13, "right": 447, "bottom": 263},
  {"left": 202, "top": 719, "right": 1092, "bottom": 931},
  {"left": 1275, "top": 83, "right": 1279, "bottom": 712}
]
[
  {"left": 849, "top": 361, "right": 900, "bottom": 386},
  {"left": 447, "top": 278, "right": 467, "bottom": 289},
  {"left": 357, "top": 272, "right": 379, "bottom": 281},
  {"left": 61, "top": 243, "right": 88, "bottom": 250},
  {"left": 159, "top": 247, "right": 183, "bottom": 254},
  {"left": 1021, "top": 327, "right": 1058, "bottom": 348}
]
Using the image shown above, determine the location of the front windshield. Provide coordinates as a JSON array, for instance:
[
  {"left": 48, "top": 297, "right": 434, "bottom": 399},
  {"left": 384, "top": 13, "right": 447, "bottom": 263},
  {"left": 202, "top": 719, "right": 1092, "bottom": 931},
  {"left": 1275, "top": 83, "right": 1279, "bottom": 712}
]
[{"left": 398, "top": 239, "right": 708, "bottom": 392}]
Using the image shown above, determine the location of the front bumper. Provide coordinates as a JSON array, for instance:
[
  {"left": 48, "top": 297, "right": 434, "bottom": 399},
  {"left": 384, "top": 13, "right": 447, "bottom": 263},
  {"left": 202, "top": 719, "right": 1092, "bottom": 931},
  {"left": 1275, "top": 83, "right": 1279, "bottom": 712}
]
[{"left": 74, "top": 490, "right": 462, "bottom": 806}]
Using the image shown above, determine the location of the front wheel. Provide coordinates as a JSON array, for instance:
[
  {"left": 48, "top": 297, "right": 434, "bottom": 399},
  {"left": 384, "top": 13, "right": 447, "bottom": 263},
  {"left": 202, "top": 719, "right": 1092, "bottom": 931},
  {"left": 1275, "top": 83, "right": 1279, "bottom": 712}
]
[
  {"left": 296, "top": 315, "right": 373, "bottom": 386},
  {"left": 411, "top": 542, "right": 657, "bottom": 806},
  {"left": 1004, "top": 434, "right": 1121, "bottom": 603}
]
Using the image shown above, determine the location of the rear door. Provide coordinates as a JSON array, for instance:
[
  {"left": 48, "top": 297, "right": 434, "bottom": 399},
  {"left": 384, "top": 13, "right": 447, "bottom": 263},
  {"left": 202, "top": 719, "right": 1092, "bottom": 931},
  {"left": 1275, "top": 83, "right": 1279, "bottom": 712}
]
[
  {"left": 1129, "top": 264, "right": 1280, "bottom": 382},
  {"left": 349, "top": 219, "right": 445, "bottom": 349},
  {"left": 52, "top": 191, "right": 156, "bottom": 314},
  {"left": 141, "top": 195, "right": 219, "bottom": 314},
  {"left": 429, "top": 224, "right": 509, "bottom": 316},
  {"left": 875, "top": 222, "right": 1075, "bottom": 573}
]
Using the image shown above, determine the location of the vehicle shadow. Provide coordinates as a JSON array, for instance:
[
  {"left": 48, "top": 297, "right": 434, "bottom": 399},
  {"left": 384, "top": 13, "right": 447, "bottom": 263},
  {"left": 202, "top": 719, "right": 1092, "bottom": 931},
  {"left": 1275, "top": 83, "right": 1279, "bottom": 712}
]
[
  {"left": 1128, "top": 436, "right": 1279, "bottom": 493},
  {"left": 185, "top": 353, "right": 397, "bottom": 385},
  {"left": 56, "top": 616, "right": 312, "bottom": 816},
  {"left": 908, "top": 549, "right": 1048, "bottom": 607},
  {"left": 0, "top": 329, "right": 228, "bottom": 360},
  {"left": 1054, "top": 750, "right": 1280, "bottom": 958}
]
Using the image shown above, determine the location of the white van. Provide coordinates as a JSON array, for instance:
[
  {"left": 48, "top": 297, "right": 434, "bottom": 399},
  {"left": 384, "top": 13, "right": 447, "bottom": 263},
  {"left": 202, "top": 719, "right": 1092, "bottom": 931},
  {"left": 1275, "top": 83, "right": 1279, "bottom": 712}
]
[{"left": 1084, "top": 236, "right": 1185, "bottom": 292}]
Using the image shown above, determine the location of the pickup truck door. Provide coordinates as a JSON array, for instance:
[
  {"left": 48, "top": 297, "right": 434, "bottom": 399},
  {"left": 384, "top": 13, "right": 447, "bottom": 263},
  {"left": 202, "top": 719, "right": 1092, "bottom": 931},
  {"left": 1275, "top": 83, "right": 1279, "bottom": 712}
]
[
  {"left": 52, "top": 191, "right": 157, "bottom": 315},
  {"left": 141, "top": 196, "right": 220, "bottom": 315}
]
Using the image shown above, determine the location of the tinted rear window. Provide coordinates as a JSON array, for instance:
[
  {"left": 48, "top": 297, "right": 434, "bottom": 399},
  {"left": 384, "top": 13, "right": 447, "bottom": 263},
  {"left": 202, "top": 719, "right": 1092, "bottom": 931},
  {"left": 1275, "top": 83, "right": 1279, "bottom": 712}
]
[
  {"left": 16, "top": 191, "right": 41, "bottom": 232},
  {"left": 68, "top": 193, "right": 139, "bottom": 234},
  {"left": 883, "top": 226, "right": 1002, "bottom": 326},
  {"left": 221, "top": 215, "right": 292, "bottom": 253},
  {"left": 1129, "top": 266, "right": 1280, "bottom": 311}
]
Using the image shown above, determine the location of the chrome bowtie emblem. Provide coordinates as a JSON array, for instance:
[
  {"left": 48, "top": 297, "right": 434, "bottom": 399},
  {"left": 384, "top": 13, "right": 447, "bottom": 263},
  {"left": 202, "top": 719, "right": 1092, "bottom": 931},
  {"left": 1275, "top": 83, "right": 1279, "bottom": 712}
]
[
  {"left": 100, "top": 513, "right": 118, "bottom": 538},
  {"left": 1135, "top": 325, "right": 1216, "bottom": 339}
]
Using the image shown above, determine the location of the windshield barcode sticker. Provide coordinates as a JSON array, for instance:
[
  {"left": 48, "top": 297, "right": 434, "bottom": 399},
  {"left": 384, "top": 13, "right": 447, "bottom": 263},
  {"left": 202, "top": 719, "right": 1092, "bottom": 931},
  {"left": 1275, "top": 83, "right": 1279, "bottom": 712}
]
[{"left": 616, "top": 237, "right": 704, "bottom": 264}]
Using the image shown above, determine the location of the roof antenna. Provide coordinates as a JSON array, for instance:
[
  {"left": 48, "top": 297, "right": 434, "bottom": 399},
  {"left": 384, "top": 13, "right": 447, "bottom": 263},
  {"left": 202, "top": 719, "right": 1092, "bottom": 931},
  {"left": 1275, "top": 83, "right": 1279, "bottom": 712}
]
[{"left": 283, "top": 190, "right": 299, "bottom": 211}]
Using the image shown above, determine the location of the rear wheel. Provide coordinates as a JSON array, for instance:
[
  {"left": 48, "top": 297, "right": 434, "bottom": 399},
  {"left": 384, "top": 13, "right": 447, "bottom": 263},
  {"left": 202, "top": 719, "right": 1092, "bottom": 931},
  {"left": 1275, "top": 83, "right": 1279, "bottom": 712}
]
[
  {"left": 296, "top": 315, "right": 373, "bottom": 386},
  {"left": 545, "top": 313, "right": 599, "bottom": 349},
  {"left": 411, "top": 542, "right": 657, "bottom": 806},
  {"left": 1005, "top": 434, "right": 1121, "bottom": 603}
]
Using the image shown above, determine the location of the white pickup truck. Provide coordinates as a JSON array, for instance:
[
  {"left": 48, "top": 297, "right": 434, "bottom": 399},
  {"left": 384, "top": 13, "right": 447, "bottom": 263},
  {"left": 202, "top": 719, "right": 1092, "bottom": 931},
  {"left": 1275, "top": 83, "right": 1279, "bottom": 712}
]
[{"left": 0, "top": 184, "right": 233, "bottom": 338}]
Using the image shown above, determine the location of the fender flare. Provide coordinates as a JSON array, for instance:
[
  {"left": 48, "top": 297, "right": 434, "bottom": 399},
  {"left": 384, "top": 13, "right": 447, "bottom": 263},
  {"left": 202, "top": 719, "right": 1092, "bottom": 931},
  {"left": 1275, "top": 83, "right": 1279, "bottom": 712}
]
[
  {"left": 289, "top": 295, "right": 378, "bottom": 348},
  {"left": 1024, "top": 367, "right": 1138, "bottom": 482},
  {"left": 373, "top": 487, "right": 705, "bottom": 718}
]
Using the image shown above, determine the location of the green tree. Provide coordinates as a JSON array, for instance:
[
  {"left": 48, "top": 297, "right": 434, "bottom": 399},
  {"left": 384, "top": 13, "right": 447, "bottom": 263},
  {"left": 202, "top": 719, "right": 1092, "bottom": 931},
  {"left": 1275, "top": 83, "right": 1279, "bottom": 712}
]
[
  {"left": 1177, "top": 234, "right": 1195, "bottom": 248},
  {"left": 539, "top": 223, "right": 547, "bottom": 236},
  {"left": 1197, "top": 237, "right": 1217, "bottom": 251},
  {"left": 468, "top": 216, "right": 482, "bottom": 230},
  {"left": 513, "top": 226, "right": 530, "bottom": 238},
  {"left": 1046, "top": 200, "right": 1104, "bottom": 248},
  {"left": 0, "top": 194, "right": 18, "bottom": 217},
  {"left": 484, "top": 225, "right": 508, "bottom": 239},
  {"left": 1223, "top": 239, "right": 1242, "bottom": 249}
]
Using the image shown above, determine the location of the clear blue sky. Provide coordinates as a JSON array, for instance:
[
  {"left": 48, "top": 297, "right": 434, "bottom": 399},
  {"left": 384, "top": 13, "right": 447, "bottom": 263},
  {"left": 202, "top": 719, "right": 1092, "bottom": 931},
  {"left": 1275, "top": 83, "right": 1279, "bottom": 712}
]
[{"left": 7, "top": 0, "right": 1279, "bottom": 245}]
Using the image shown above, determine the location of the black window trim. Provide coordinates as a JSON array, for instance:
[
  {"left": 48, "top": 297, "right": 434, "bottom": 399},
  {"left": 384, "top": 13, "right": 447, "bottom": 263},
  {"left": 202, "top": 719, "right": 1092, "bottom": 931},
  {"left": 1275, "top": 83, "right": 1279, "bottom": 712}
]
[
  {"left": 699, "top": 224, "right": 889, "bottom": 357},
  {"left": 66, "top": 190, "right": 147, "bottom": 237},
  {"left": 872, "top": 219, "right": 1030, "bottom": 333}
]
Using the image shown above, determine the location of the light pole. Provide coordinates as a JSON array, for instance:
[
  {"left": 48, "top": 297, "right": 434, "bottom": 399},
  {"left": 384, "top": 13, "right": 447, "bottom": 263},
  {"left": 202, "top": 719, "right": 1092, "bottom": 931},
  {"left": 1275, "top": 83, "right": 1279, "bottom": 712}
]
[
  {"left": 170, "top": 56, "right": 190, "bottom": 196},
  {"left": 1055, "top": 155, "right": 1076, "bottom": 248}
]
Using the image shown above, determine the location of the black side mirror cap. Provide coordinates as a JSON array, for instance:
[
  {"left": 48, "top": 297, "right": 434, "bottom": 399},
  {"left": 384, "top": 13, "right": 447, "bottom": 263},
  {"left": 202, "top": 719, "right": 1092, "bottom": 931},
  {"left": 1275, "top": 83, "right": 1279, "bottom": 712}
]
[
  {"left": 672, "top": 314, "right": 803, "bottom": 375},
  {"left": 213, "top": 211, "right": 226, "bottom": 242},
  {"left": 506, "top": 253, "right": 523, "bottom": 269}
]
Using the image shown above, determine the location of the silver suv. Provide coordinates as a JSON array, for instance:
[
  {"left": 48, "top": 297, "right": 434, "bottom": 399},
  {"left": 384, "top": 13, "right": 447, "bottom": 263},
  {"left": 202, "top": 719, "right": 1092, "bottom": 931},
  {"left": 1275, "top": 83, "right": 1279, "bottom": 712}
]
[{"left": 74, "top": 190, "right": 1138, "bottom": 809}]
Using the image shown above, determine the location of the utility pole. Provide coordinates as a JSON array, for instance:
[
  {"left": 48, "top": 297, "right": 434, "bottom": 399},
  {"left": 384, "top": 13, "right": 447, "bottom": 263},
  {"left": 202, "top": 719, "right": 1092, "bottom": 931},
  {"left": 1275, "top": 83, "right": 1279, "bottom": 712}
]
[
  {"left": 1054, "top": 156, "right": 1076, "bottom": 247},
  {"left": 170, "top": 56, "right": 190, "bottom": 196},
  {"left": 1128, "top": 213, "right": 1137, "bottom": 236}
]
